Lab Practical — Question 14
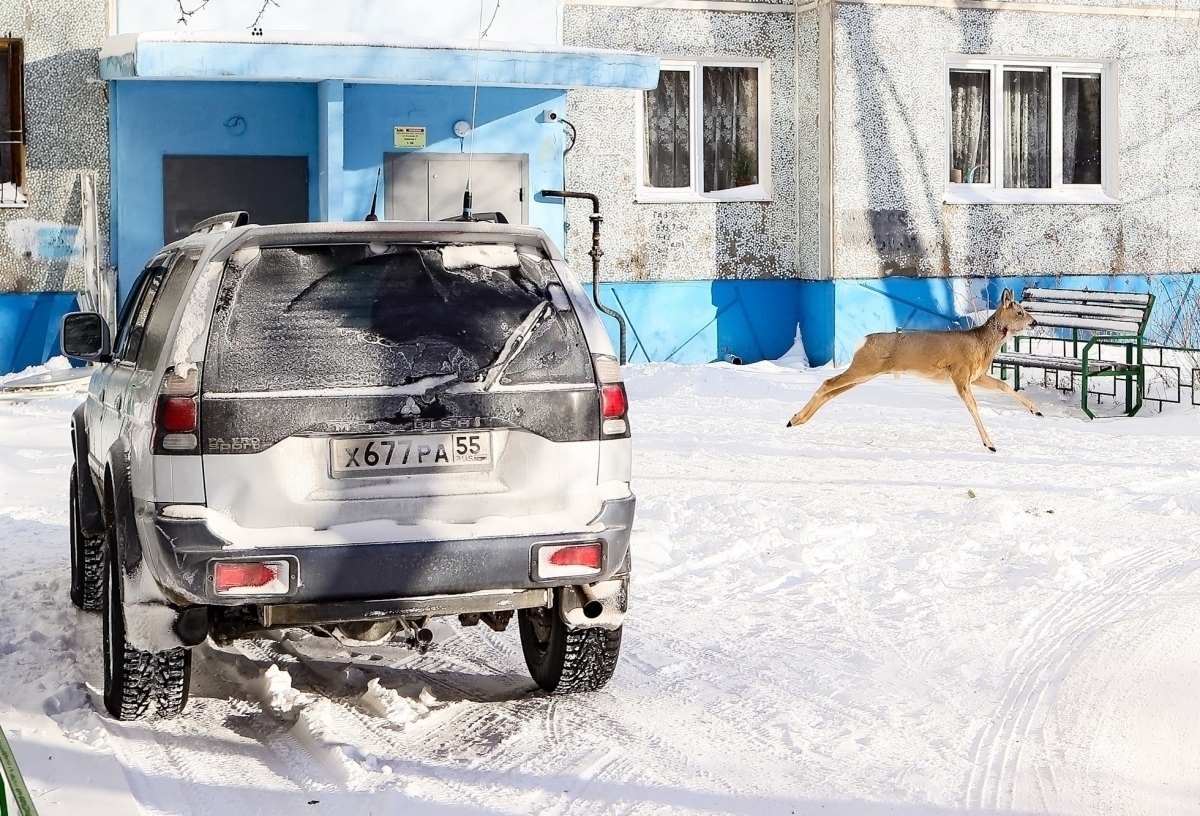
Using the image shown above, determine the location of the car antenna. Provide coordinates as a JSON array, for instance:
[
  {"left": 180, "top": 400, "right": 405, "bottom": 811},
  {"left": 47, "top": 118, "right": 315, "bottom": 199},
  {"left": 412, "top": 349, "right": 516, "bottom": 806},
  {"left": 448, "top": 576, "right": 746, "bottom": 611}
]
[
  {"left": 365, "top": 168, "right": 381, "bottom": 221},
  {"left": 461, "top": 0, "right": 487, "bottom": 220}
]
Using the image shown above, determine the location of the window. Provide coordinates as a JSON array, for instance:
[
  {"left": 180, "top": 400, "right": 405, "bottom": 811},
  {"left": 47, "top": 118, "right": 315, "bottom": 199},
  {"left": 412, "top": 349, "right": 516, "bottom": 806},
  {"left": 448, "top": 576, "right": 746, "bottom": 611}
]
[
  {"left": 137, "top": 252, "right": 200, "bottom": 370},
  {"left": 204, "top": 244, "right": 591, "bottom": 393},
  {"left": 0, "top": 39, "right": 26, "bottom": 207},
  {"left": 946, "top": 57, "right": 1115, "bottom": 204},
  {"left": 639, "top": 58, "right": 771, "bottom": 202},
  {"left": 114, "top": 261, "right": 168, "bottom": 363}
]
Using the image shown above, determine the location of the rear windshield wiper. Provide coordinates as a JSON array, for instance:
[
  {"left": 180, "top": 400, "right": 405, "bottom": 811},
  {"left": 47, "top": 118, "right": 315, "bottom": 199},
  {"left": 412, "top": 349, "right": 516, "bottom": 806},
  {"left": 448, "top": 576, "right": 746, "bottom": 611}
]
[{"left": 478, "top": 301, "right": 552, "bottom": 391}]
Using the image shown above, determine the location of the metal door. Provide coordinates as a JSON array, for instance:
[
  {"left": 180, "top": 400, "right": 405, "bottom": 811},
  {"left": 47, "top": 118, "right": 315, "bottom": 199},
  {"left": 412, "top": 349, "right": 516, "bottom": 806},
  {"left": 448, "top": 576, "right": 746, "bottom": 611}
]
[
  {"left": 386, "top": 153, "right": 527, "bottom": 224},
  {"left": 163, "top": 156, "right": 309, "bottom": 243}
]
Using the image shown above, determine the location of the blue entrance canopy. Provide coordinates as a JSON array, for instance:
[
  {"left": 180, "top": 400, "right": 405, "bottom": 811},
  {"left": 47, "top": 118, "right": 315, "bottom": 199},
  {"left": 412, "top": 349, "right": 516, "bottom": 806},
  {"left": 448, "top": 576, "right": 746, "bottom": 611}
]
[{"left": 100, "top": 31, "right": 659, "bottom": 90}]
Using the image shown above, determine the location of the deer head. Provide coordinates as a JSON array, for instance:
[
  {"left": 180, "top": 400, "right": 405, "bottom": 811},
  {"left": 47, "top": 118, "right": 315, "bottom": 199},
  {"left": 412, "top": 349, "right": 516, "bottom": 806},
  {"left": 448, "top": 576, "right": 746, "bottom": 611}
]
[{"left": 990, "top": 289, "right": 1035, "bottom": 339}]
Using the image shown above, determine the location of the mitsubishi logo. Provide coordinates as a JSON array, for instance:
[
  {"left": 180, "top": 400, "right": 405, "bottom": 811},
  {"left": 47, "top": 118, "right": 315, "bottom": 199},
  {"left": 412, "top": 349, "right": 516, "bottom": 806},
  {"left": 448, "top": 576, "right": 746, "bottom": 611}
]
[{"left": 400, "top": 397, "right": 420, "bottom": 418}]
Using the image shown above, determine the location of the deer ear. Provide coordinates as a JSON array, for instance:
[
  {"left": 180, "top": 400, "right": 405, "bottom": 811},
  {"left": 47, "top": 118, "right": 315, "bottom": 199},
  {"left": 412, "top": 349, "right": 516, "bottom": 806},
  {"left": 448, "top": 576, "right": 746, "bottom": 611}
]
[{"left": 1001, "top": 289, "right": 1014, "bottom": 305}]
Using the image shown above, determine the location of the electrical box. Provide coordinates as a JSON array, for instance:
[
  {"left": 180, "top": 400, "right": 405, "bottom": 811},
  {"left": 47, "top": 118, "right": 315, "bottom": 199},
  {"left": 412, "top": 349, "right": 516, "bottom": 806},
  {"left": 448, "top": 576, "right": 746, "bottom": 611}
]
[{"left": 385, "top": 153, "right": 527, "bottom": 223}]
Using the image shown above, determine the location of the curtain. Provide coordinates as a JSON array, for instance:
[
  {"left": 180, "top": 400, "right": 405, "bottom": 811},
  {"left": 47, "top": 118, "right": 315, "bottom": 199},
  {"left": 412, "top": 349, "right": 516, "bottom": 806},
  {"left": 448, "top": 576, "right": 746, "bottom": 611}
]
[
  {"left": 1063, "top": 74, "right": 1102, "bottom": 185},
  {"left": 949, "top": 70, "right": 990, "bottom": 184},
  {"left": 1003, "top": 68, "right": 1051, "bottom": 189},
  {"left": 645, "top": 70, "right": 691, "bottom": 189},
  {"left": 702, "top": 66, "right": 759, "bottom": 192}
]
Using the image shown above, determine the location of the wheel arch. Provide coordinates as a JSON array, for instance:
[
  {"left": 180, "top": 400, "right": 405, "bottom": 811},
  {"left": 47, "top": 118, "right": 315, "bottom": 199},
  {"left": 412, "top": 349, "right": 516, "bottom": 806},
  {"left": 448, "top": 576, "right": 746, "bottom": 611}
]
[{"left": 72, "top": 403, "right": 105, "bottom": 538}]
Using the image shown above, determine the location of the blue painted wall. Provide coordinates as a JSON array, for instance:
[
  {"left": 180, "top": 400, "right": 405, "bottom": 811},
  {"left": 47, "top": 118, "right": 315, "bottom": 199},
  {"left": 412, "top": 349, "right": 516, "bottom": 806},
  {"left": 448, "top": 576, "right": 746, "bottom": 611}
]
[
  {"left": 109, "top": 80, "right": 320, "bottom": 302},
  {"left": 0, "top": 294, "right": 80, "bottom": 375},
  {"left": 816, "top": 274, "right": 1200, "bottom": 365},
  {"left": 582, "top": 273, "right": 1200, "bottom": 368},
  {"left": 109, "top": 80, "right": 566, "bottom": 303},
  {"left": 585, "top": 280, "right": 804, "bottom": 365},
  {"left": 342, "top": 84, "right": 565, "bottom": 245}
]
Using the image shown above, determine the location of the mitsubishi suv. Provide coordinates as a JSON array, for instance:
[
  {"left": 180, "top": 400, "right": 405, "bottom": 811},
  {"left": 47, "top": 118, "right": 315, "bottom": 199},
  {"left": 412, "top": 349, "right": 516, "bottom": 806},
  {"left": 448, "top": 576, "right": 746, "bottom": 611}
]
[{"left": 62, "top": 214, "right": 634, "bottom": 720}]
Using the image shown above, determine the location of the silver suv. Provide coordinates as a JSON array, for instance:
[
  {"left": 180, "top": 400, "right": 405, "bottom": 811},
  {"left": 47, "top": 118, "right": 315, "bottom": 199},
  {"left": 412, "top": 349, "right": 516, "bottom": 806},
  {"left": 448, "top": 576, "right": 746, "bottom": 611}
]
[{"left": 62, "top": 215, "right": 634, "bottom": 720}]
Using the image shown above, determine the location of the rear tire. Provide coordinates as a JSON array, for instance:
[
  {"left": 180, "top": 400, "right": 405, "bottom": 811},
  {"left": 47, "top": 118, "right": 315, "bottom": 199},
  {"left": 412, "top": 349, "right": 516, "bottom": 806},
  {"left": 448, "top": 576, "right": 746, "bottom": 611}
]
[
  {"left": 69, "top": 468, "right": 104, "bottom": 612},
  {"left": 101, "top": 506, "right": 191, "bottom": 720},
  {"left": 518, "top": 606, "right": 621, "bottom": 694}
]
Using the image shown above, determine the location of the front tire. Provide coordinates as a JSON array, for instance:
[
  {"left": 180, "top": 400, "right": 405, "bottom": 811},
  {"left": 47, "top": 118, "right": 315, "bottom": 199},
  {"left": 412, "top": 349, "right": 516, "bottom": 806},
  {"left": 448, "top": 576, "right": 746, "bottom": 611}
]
[
  {"left": 102, "top": 508, "right": 191, "bottom": 720},
  {"left": 69, "top": 468, "right": 104, "bottom": 612},
  {"left": 518, "top": 605, "right": 621, "bottom": 694}
]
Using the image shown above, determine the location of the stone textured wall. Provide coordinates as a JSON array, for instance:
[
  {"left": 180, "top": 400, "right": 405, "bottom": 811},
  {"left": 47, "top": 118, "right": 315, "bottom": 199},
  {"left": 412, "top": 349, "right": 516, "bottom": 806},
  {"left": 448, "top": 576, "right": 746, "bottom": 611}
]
[
  {"left": 0, "top": 0, "right": 109, "bottom": 293},
  {"left": 832, "top": 3, "right": 1200, "bottom": 280},
  {"left": 562, "top": 5, "right": 806, "bottom": 281}
]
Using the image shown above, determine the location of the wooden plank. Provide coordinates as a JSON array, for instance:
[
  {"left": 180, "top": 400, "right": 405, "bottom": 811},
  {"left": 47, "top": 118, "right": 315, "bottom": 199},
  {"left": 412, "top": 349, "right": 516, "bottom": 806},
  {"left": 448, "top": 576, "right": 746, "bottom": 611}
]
[
  {"left": 992, "top": 353, "right": 1132, "bottom": 372},
  {"left": 993, "top": 354, "right": 1086, "bottom": 371},
  {"left": 1024, "top": 302, "right": 1146, "bottom": 321},
  {"left": 1023, "top": 288, "right": 1151, "bottom": 306},
  {"left": 1027, "top": 314, "right": 1141, "bottom": 333}
]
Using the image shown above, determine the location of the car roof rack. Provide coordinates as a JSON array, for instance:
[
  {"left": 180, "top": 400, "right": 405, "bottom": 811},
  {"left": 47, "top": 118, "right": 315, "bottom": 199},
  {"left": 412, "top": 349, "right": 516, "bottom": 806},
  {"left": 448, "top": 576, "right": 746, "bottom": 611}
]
[
  {"left": 440, "top": 211, "right": 509, "bottom": 224},
  {"left": 190, "top": 211, "right": 250, "bottom": 236}
]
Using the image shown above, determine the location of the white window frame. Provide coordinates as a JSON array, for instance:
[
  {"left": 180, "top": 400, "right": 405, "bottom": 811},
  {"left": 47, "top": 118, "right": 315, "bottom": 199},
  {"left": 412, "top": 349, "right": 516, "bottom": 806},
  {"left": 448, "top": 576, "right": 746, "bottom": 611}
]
[
  {"left": 944, "top": 55, "right": 1119, "bottom": 205},
  {"left": 636, "top": 56, "right": 773, "bottom": 204}
]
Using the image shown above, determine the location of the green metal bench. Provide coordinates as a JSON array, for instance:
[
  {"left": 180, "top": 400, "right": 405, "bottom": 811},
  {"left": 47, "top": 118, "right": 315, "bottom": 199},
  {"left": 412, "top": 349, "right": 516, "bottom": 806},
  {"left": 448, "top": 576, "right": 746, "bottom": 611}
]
[{"left": 992, "top": 288, "right": 1155, "bottom": 419}]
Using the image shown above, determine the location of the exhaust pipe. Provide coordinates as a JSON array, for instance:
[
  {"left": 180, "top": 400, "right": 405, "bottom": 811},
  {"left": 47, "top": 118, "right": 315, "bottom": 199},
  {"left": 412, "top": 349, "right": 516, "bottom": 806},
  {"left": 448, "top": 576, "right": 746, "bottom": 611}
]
[
  {"left": 575, "top": 583, "right": 604, "bottom": 619},
  {"left": 415, "top": 627, "right": 434, "bottom": 644}
]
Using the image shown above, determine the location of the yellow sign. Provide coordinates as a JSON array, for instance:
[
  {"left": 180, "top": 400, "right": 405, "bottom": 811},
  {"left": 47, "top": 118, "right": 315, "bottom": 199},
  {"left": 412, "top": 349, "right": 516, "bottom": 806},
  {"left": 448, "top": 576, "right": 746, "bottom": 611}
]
[{"left": 393, "top": 126, "right": 427, "bottom": 149}]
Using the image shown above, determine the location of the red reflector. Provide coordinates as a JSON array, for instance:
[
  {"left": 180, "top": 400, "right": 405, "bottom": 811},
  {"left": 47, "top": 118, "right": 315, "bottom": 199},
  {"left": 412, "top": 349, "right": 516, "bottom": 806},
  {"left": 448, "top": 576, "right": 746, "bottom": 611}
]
[
  {"left": 548, "top": 544, "right": 602, "bottom": 570},
  {"left": 600, "top": 384, "right": 627, "bottom": 419},
  {"left": 214, "top": 562, "right": 278, "bottom": 593},
  {"left": 161, "top": 397, "right": 197, "bottom": 433}
]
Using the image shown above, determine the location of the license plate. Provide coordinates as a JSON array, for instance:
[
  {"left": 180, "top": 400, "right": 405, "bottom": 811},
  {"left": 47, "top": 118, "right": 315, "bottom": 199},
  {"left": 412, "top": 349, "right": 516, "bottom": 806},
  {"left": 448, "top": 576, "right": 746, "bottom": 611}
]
[{"left": 329, "top": 432, "right": 492, "bottom": 478}]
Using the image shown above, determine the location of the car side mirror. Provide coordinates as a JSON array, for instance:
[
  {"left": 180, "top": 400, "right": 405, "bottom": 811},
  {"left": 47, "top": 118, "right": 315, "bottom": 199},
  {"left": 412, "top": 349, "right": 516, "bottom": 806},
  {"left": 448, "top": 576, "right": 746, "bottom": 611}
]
[{"left": 61, "top": 312, "right": 112, "bottom": 362}]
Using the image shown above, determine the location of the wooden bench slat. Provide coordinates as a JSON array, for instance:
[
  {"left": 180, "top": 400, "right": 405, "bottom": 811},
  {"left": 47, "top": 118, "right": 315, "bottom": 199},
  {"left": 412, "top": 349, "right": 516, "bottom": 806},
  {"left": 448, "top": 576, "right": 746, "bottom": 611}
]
[
  {"left": 992, "top": 353, "right": 1132, "bottom": 373},
  {"left": 1022, "top": 288, "right": 1152, "bottom": 306},
  {"left": 1025, "top": 315, "right": 1142, "bottom": 333},
  {"left": 1002, "top": 288, "right": 1152, "bottom": 418},
  {"left": 1024, "top": 302, "right": 1147, "bottom": 322}
]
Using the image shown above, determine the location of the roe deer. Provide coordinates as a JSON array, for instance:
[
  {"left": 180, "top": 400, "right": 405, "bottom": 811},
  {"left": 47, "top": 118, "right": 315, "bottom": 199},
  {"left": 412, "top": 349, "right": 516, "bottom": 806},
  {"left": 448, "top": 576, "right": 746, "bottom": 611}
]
[{"left": 786, "top": 289, "right": 1039, "bottom": 451}]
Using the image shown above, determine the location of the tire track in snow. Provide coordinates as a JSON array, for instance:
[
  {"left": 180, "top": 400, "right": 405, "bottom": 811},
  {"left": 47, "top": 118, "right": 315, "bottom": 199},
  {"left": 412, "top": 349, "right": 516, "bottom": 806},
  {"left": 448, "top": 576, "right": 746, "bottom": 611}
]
[{"left": 966, "top": 543, "right": 1200, "bottom": 812}]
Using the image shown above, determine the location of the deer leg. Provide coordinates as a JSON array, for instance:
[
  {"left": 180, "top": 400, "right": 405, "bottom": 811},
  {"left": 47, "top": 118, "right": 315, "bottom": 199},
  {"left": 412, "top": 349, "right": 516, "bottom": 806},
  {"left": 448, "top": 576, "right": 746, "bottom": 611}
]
[
  {"left": 787, "top": 369, "right": 877, "bottom": 426},
  {"left": 973, "top": 373, "right": 1042, "bottom": 416},
  {"left": 953, "top": 377, "right": 997, "bottom": 451}
]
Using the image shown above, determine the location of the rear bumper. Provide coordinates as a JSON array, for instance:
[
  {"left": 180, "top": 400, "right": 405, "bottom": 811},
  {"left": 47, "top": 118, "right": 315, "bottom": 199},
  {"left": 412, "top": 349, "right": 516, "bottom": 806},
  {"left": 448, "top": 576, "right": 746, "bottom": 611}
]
[{"left": 144, "top": 495, "right": 635, "bottom": 607}]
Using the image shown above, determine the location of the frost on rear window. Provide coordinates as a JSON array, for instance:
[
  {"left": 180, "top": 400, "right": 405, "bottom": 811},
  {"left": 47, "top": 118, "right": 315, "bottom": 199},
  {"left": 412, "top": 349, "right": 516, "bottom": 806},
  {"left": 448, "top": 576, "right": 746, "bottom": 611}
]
[{"left": 203, "top": 243, "right": 591, "bottom": 393}]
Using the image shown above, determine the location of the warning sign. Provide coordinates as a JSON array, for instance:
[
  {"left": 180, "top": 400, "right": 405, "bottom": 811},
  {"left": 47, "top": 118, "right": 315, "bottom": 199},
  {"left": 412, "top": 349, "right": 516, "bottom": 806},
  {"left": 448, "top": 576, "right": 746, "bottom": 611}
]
[{"left": 393, "top": 126, "right": 427, "bottom": 149}]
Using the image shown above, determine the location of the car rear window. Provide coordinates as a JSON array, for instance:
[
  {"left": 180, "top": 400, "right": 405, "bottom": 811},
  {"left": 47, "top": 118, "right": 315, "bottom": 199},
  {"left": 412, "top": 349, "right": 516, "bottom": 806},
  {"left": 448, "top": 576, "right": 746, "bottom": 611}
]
[{"left": 203, "top": 243, "right": 594, "bottom": 393}]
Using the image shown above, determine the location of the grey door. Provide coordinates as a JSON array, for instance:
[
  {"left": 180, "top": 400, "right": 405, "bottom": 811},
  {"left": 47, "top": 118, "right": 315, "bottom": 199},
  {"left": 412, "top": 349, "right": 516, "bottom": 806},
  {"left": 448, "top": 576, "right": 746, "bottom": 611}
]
[{"left": 386, "top": 153, "right": 527, "bottom": 224}]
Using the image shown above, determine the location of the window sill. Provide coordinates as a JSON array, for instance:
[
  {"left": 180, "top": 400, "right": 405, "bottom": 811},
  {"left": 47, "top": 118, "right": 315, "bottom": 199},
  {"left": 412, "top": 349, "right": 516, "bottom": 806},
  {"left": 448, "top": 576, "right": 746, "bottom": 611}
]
[
  {"left": 0, "top": 201, "right": 29, "bottom": 209},
  {"left": 943, "top": 187, "right": 1120, "bottom": 205},
  {"left": 635, "top": 184, "right": 773, "bottom": 204}
]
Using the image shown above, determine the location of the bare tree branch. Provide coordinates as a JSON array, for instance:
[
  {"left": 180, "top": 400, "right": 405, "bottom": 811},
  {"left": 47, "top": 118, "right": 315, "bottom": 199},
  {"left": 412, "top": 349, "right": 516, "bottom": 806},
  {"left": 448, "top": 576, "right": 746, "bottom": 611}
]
[
  {"left": 249, "top": 0, "right": 279, "bottom": 29},
  {"left": 174, "top": 0, "right": 279, "bottom": 29},
  {"left": 175, "top": 0, "right": 212, "bottom": 25},
  {"left": 480, "top": 0, "right": 500, "bottom": 38}
]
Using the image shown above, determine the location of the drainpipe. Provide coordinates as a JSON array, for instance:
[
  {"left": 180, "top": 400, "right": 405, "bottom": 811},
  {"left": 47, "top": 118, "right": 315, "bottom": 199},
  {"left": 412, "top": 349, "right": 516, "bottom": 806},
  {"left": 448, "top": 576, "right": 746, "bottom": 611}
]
[{"left": 541, "top": 189, "right": 627, "bottom": 365}]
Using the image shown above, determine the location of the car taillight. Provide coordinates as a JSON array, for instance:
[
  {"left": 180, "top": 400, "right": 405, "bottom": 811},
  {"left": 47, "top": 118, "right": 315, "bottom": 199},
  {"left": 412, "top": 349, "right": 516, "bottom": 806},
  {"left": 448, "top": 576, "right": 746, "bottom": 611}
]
[
  {"left": 600, "top": 384, "right": 627, "bottom": 418},
  {"left": 593, "top": 354, "right": 629, "bottom": 437},
  {"left": 537, "top": 543, "right": 603, "bottom": 579},
  {"left": 154, "top": 368, "right": 200, "bottom": 454},
  {"left": 212, "top": 560, "right": 290, "bottom": 595},
  {"left": 161, "top": 398, "right": 197, "bottom": 432}
]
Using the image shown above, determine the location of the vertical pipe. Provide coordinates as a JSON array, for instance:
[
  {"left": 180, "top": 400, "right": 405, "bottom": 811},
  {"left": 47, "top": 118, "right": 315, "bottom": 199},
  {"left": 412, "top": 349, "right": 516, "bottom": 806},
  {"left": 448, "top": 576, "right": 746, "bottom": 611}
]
[{"left": 540, "top": 189, "right": 627, "bottom": 364}]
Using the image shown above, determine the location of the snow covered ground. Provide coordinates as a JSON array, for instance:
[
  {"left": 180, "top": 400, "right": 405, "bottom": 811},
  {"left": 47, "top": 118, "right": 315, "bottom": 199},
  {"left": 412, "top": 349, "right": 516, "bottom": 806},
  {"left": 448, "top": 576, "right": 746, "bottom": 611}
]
[{"left": 2, "top": 360, "right": 1200, "bottom": 815}]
